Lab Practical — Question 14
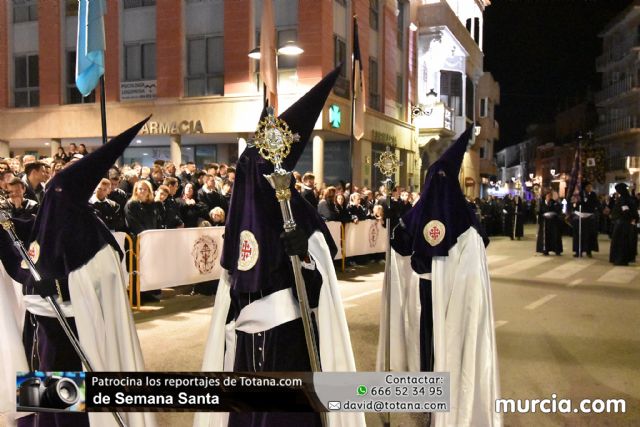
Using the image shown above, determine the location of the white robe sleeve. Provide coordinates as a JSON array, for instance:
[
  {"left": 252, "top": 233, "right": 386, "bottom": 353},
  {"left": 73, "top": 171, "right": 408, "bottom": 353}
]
[
  {"left": 68, "top": 245, "right": 157, "bottom": 427},
  {"left": 0, "top": 264, "right": 28, "bottom": 427},
  {"left": 431, "top": 228, "right": 501, "bottom": 427}
]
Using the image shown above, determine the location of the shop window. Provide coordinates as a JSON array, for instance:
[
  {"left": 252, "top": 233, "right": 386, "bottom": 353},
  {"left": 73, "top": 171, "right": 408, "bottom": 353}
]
[
  {"left": 125, "top": 42, "right": 156, "bottom": 81},
  {"left": 13, "top": 0, "right": 37, "bottom": 23},
  {"left": 14, "top": 54, "right": 39, "bottom": 108},
  {"left": 186, "top": 35, "right": 224, "bottom": 97}
]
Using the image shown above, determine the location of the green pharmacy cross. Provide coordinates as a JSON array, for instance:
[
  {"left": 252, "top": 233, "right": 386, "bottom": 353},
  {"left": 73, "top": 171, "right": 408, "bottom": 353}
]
[{"left": 329, "top": 104, "right": 341, "bottom": 129}]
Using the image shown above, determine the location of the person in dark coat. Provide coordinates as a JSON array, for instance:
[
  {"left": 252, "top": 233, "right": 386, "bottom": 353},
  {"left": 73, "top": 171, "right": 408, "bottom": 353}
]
[
  {"left": 317, "top": 186, "right": 339, "bottom": 221},
  {"left": 609, "top": 183, "right": 639, "bottom": 265},
  {"left": 124, "top": 180, "right": 161, "bottom": 235},
  {"left": 536, "top": 192, "right": 563, "bottom": 255},
  {"left": 89, "top": 178, "right": 121, "bottom": 231},
  {"left": 502, "top": 195, "right": 514, "bottom": 239},
  {"left": 155, "top": 185, "right": 184, "bottom": 229},
  {"left": 5, "top": 177, "right": 39, "bottom": 220},
  {"left": 197, "top": 174, "right": 228, "bottom": 214},
  {"left": 570, "top": 181, "right": 599, "bottom": 257},
  {"left": 178, "top": 182, "right": 209, "bottom": 227},
  {"left": 511, "top": 195, "right": 526, "bottom": 240},
  {"left": 300, "top": 172, "right": 318, "bottom": 208}
]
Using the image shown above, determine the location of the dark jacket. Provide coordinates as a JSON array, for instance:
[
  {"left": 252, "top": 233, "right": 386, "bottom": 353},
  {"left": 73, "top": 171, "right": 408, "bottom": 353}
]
[{"left": 124, "top": 200, "right": 161, "bottom": 235}]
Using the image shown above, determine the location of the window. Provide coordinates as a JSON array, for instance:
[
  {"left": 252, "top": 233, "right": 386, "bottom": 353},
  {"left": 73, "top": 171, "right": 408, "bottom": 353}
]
[
  {"left": 13, "top": 0, "right": 37, "bottom": 23},
  {"left": 480, "top": 146, "right": 485, "bottom": 159},
  {"left": 474, "top": 17, "right": 480, "bottom": 44},
  {"left": 480, "top": 98, "right": 488, "bottom": 118},
  {"left": 369, "top": 58, "right": 379, "bottom": 110},
  {"left": 14, "top": 54, "right": 39, "bottom": 108},
  {"left": 186, "top": 36, "right": 224, "bottom": 97},
  {"left": 124, "top": 0, "right": 155, "bottom": 8},
  {"left": 335, "top": 0, "right": 346, "bottom": 5},
  {"left": 66, "top": 0, "right": 78, "bottom": 16},
  {"left": 124, "top": 42, "right": 156, "bottom": 81},
  {"left": 277, "top": 29, "right": 298, "bottom": 69},
  {"left": 396, "top": 74, "right": 403, "bottom": 104},
  {"left": 465, "top": 76, "right": 474, "bottom": 120},
  {"left": 370, "top": 0, "right": 379, "bottom": 31},
  {"left": 333, "top": 35, "right": 349, "bottom": 98},
  {"left": 397, "top": 0, "right": 405, "bottom": 49},
  {"left": 66, "top": 51, "right": 96, "bottom": 104},
  {"left": 440, "top": 70, "right": 462, "bottom": 116}
]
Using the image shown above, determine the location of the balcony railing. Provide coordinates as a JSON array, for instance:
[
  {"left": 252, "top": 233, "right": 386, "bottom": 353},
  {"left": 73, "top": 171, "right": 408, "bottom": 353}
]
[
  {"left": 595, "top": 76, "right": 637, "bottom": 104},
  {"left": 595, "top": 35, "right": 640, "bottom": 70},
  {"left": 595, "top": 115, "right": 640, "bottom": 138}
]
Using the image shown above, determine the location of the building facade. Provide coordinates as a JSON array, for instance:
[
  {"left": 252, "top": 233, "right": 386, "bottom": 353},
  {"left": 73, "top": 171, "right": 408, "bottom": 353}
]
[
  {"left": 595, "top": 0, "right": 640, "bottom": 192},
  {"left": 410, "top": 0, "right": 496, "bottom": 198},
  {"left": 0, "top": 0, "right": 422, "bottom": 190}
]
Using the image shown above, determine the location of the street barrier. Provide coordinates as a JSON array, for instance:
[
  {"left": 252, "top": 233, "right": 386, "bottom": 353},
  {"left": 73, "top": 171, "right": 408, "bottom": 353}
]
[
  {"left": 129, "top": 220, "right": 386, "bottom": 308},
  {"left": 344, "top": 219, "right": 388, "bottom": 257}
]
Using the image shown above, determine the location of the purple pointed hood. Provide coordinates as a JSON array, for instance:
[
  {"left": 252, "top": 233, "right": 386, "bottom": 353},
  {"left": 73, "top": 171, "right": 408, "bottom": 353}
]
[
  {"left": 27, "top": 117, "right": 150, "bottom": 279},
  {"left": 221, "top": 67, "right": 340, "bottom": 293},
  {"left": 391, "top": 126, "right": 488, "bottom": 274}
]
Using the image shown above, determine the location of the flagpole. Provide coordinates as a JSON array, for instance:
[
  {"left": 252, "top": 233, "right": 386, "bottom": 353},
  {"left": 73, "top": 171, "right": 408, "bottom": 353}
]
[
  {"left": 99, "top": 76, "right": 107, "bottom": 145},
  {"left": 349, "top": 16, "right": 357, "bottom": 187}
]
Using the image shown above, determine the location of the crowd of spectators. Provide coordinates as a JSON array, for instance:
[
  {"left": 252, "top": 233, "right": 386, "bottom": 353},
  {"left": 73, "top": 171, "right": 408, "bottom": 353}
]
[
  {"left": 0, "top": 150, "right": 234, "bottom": 236},
  {"left": 3, "top": 148, "right": 638, "bottom": 245}
]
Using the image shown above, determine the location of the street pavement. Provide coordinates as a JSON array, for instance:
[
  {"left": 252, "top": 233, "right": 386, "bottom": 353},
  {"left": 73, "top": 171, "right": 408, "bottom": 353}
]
[{"left": 127, "top": 225, "right": 639, "bottom": 426}]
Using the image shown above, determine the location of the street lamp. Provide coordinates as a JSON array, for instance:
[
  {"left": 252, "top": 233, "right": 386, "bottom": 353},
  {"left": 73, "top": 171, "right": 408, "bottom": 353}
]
[
  {"left": 411, "top": 89, "right": 439, "bottom": 120},
  {"left": 247, "top": 41, "right": 305, "bottom": 60}
]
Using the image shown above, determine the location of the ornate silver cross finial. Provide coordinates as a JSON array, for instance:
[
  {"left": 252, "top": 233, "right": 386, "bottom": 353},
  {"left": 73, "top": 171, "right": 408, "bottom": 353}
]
[
  {"left": 252, "top": 106, "right": 300, "bottom": 172},
  {"left": 374, "top": 146, "right": 402, "bottom": 178}
]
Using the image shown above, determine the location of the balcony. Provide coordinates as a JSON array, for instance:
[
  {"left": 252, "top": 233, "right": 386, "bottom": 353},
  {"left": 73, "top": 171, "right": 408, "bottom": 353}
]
[
  {"left": 596, "top": 35, "right": 640, "bottom": 71},
  {"left": 595, "top": 115, "right": 640, "bottom": 139},
  {"left": 413, "top": 103, "right": 456, "bottom": 146},
  {"left": 595, "top": 76, "right": 638, "bottom": 105}
]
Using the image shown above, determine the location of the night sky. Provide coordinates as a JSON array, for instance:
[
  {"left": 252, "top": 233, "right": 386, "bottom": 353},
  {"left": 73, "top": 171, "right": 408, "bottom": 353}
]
[{"left": 483, "top": 0, "right": 632, "bottom": 150}]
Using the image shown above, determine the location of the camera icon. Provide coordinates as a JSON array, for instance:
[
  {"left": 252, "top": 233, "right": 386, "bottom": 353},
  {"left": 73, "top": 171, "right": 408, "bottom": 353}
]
[{"left": 18, "top": 376, "right": 81, "bottom": 410}]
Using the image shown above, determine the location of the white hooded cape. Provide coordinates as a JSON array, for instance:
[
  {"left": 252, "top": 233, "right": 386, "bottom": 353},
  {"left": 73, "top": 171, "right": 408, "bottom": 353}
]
[
  {"left": 380, "top": 227, "right": 501, "bottom": 427},
  {"left": 11, "top": 245, "right": 156, "bottom": 427},
  {"left": 194, "top": 231, "right": 365, "bottom": 427},
  {"left": 0, "top": 263, "right": 28, "bottom": 427}
]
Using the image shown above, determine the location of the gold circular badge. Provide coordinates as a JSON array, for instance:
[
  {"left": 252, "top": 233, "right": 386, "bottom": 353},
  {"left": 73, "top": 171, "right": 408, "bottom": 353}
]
[
  {"left": 237, "top": 231, "right": 259, "bottom": 271},
  {"left": 423, "top": 220, "right": 446, "bottom": 247}
]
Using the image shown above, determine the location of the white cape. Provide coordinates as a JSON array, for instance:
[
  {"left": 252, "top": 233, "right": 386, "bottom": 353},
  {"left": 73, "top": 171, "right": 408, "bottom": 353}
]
[
  {"left": 0, "top": 263, "right": 28, "bottom": 427},
  {"left": 194, "top": 231, "right": 365, "bottom": 427},
  {"left": 15, "top": 245, "right": 156, "bottom": 427},
  {"left": 382, "top": 227, "right": 502, "bottom": 426}
]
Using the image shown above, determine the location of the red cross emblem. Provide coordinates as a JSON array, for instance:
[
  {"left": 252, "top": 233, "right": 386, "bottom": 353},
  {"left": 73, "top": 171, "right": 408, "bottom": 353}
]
[
  {"left": 429, "top": 226, "right": 441, "bottom": 241},
  {"left": 240, "top": 240, "right": 252, "bottom": 261}
]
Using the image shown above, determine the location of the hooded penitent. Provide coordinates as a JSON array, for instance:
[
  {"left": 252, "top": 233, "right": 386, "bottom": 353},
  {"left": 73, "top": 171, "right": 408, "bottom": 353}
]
[
  {"left": 381, "top": 127, "right": 502, "bottom": 427},
  {"left": 220, "top": 69, "right": 339, "bottom": 293},
  {"left": 392, "top": 126, "right": 488, "bottom": 271},
  {"left": 196, "top": 67, "right": 365, "bottom": 427}
]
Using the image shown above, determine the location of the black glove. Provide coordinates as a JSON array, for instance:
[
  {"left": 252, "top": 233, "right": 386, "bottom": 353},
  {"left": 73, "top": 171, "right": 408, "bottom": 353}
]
[
  {"left": 34, "top": 278, "right": 58, "bottom": 298},
  {"left": 280, "top": 227, "right": 308, "bottom": 258}
]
